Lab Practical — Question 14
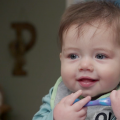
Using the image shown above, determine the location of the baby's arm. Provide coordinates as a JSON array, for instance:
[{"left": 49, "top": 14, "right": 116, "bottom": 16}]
[
  {"left": 32, "top": 87, "right": 54, "bottom": 120},
  {"left": 110, "top": 90, "right": 120, "bottom": 120},
  {"left": 53, "top": 90, "right": 91, "bottom": 120}
]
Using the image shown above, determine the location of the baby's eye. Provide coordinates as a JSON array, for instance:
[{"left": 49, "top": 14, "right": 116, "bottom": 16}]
[
  {"left": 95, "top": 54, "right": 107, "bottom": 59},
  {"left": 68, "top": 54, "right": 79, "bottom": 59}
]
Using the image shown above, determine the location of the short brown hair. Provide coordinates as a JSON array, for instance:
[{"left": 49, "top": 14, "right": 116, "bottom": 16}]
[{"left": 58, "top": 1, "right": 120, "bottom": 48}]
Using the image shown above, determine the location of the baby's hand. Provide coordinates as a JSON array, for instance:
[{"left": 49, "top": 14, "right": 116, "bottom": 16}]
[
  {"left": 110, "top": 90, "right": 120, "bottom": 120},
  {"left": 53, "top": 90, "right": 91, "bottom": 120}
]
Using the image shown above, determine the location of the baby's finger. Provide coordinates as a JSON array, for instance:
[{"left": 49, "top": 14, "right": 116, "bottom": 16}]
[
  {"left": 64, "top": 90, "right": 82, "bottom": 106},
  {"left": 110, "top": 90, "right": 117, "bottom": 102},
  {"left": 79, "top": 115, "right": 87, "bottom": 120},
  {"left": 77, "top": 107, "right": 87, "bottom": 117},
  {"left": 73, "top": 96, "right": 91, "bottom": 111}
]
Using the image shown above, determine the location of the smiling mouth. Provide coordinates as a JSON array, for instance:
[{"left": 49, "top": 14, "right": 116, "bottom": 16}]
[{"left": 78, "top": 78, "right": 98, "bottom": 88}]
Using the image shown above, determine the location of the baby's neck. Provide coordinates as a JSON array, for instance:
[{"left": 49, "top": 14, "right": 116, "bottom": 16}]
[
  {"left": 91, "top": 91, "right": 110, "bottom": 100},
  {"left": 91, "top": 85, "right": 119, "bottom": 100}
]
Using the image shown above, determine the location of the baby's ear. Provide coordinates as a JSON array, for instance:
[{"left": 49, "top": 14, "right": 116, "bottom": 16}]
[{"left": 59, "top": 53, "right": 62, "bottom": 61}]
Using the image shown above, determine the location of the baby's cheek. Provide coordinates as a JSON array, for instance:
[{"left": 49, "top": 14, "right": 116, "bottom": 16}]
[
  {"left": 61, "top": 63, "right": 75, "bottom": 75},
  {"left": 100, "top": 69, "right": 120, "bottom": 88},
  {"left": 99, "top": 66, "right": 117, "bottom": 79}
]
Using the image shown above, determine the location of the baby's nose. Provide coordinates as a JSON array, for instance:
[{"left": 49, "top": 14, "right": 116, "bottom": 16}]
[{"left": 78, "top": 58, "right": 94, "bottom": 72}]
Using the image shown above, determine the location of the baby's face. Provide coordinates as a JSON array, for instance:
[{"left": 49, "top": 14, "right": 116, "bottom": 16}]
[{"left": 60, "top": 23, "right": 120, "bottom": 97}]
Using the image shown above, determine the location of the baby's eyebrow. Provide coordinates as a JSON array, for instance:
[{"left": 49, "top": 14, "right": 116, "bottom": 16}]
[
  {"left": 63, "top": 47, "right": 80, "bottom": 52},
  {"left": 93, "top": 48, "right": 113, "bottom": 53}
]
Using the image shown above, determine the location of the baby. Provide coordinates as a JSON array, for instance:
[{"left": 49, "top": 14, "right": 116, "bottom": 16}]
[{"left": 33, "top": 1, "right": 120, "bottom": 120}]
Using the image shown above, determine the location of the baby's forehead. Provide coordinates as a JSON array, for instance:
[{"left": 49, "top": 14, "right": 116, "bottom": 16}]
[
  {"left": 63, "top": 23, "right": 118, "bottom": 43},
  {"left": 62, "top": 23, "right": 120, "bottom": 50},
  {"left": 64, "top": 22, "right": 110, "bottom": 34}
]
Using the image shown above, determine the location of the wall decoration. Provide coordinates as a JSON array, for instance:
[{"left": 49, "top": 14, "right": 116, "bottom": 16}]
[{"left": 9, "top": 22, "right": 36, "bottom": 76}]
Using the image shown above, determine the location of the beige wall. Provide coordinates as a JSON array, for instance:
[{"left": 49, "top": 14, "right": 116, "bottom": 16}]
[{"left": 0, "top": 0, "right": 65, "bottom": 120}]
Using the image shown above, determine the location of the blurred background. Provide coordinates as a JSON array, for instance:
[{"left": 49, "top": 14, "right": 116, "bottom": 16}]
[
  {"left": 1, "top": 0, "right": 120, "bottom": 119},
  {"left": 0, "top": 0, "right": 65, "bottom": 120}
]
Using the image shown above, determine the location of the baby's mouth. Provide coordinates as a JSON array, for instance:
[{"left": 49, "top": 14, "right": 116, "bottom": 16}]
[{"left": 77, "top": 77, "right": 98, "bottom": 88}]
